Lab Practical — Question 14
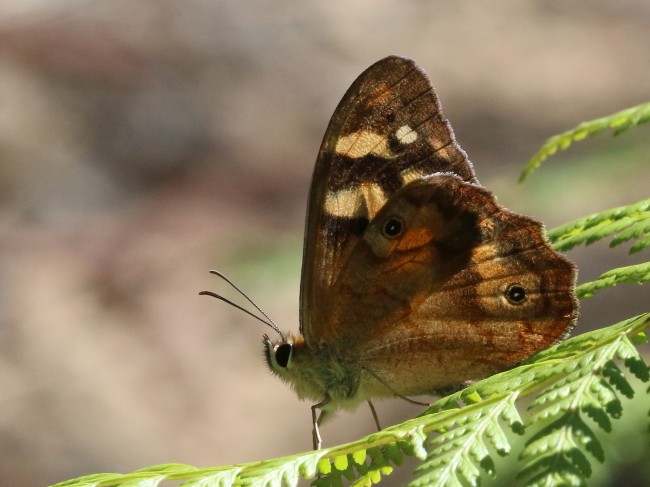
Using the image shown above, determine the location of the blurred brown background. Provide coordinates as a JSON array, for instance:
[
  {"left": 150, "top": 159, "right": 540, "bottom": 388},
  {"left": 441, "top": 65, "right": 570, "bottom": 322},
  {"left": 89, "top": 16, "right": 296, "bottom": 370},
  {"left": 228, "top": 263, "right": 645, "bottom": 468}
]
[{"left": 0, "top": 1, "right": 649, "bottom": 486}]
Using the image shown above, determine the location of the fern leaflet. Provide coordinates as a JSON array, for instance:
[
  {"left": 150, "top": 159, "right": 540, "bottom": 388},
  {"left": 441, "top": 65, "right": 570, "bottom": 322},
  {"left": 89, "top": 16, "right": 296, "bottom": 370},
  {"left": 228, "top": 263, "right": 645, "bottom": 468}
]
[
  {"left": 547, "top": 198, "right": 650, "bottom": 252},
  {"left": 576, "top": 262, "right": 650, "bottom": 298},
  {"left": 519, "top": 102, "right": 650, "bottom": 181}
]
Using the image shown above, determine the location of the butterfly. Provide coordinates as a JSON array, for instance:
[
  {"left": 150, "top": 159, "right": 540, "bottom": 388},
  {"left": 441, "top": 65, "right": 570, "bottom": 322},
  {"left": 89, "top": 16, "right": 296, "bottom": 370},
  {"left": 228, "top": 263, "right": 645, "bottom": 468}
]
[{"left": 209, "top": 55, "right": 578, "bottom": 449}]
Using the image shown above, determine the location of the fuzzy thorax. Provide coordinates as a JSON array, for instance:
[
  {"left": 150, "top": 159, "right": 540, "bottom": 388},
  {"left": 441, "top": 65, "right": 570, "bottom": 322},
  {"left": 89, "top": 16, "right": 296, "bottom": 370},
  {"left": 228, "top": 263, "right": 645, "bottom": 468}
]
[{"left": 264, "top": 333, "right": 368, "bottom": 417}]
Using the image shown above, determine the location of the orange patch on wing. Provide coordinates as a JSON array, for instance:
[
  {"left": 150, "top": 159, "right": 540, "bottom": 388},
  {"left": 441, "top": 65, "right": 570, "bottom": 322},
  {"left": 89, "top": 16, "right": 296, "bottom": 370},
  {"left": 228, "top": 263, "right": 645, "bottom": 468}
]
[
  {"left": 367, "top": 83, "right": 393, "bottom": 106},
  {"left": 397, "top": 227, "right": 435, "bottom": 250}
]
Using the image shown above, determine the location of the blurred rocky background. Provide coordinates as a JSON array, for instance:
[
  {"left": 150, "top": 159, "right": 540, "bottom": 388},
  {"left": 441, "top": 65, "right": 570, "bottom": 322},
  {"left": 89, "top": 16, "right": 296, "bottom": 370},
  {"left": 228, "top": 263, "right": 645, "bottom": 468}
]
[{"left": 0, "top": 1, "right": 648, "bottom": 486}]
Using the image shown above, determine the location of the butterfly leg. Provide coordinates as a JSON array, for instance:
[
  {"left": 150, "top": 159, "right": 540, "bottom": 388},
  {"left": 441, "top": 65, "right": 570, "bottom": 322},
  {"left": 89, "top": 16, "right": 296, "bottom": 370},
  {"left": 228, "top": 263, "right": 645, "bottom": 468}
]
[
  {"left": 367, "top": 400, "right": 382, "bottom": 431},
  {"left": 311, "top": 396, "right": 330, "bottom": 450}
]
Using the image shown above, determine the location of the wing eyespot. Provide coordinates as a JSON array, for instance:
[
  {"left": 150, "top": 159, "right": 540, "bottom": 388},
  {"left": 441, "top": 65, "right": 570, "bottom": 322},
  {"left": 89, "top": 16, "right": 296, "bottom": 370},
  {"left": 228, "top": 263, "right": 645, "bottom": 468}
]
[
  {"left": 505, "top": 284, "right": 527, "bottom": 305},
  {"left": 382, "top": 217, "right": 404, "bottom": 239}
]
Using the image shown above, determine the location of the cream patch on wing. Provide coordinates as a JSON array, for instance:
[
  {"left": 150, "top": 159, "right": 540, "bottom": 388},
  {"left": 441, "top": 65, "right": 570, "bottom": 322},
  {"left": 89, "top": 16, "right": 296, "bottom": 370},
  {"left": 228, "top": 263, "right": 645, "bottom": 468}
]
[
  {"left": 335, "top": 131, "right": 394, "bottom": 159},
  {"left": 400, "top": 167, "right": 425, "bottom": 185},
  {"left": 324, "top": 182, "right": 387, "bottom": 219},
  {"left": 395, "top": 124, "right": 418, "bottom": 145}
]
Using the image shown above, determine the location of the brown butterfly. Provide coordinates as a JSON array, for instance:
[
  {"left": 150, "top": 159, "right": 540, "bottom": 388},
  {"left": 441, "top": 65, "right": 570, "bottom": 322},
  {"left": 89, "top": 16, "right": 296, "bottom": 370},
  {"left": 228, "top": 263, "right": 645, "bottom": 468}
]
[{"left": 206, "top": 56, "right": 578, "bottom": 449}]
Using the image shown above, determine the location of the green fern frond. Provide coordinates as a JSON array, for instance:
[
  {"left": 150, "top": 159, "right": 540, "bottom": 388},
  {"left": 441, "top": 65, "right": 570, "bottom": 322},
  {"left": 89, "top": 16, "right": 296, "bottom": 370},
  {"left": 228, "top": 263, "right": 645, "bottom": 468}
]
[
  {"left": 576, "top": 262, "right": 650, "bottom": 298},
  {"left": 51, "top": 314, "right": 650, "bottom": 487},
  {"left": 516, "top": 317, "right": 646, "bottom": 486},
  {"left": 411, "top": 393, "right": 521, "bottom": 487},
  {"left": 519, "top": 102, "right": 650, "bottom": 181},
  {"left": 547, "top": 198, "right": 650, "bottom": 252}
]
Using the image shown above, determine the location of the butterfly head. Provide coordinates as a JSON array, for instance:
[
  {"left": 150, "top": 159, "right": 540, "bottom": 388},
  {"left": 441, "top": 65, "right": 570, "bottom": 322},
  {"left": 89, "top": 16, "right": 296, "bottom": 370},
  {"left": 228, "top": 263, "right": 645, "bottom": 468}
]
[
  {"left": 263, "top": 333, "right": 305, "bottom": 374},
  {"left": 263, "top": 332, "right": 329, "bottom": 403}
]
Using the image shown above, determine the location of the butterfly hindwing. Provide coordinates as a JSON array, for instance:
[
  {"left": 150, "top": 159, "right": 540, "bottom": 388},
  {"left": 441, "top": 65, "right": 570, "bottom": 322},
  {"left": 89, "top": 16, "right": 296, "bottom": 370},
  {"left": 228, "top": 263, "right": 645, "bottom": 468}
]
[{"left": 325, "top": 174, "right": 577, "bottom": 394}]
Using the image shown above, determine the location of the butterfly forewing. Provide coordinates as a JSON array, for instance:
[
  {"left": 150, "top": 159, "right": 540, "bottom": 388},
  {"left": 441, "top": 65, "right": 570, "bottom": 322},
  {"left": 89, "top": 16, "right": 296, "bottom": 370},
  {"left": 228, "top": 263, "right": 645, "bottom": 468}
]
[{"left": 300, "top": 56, "right": 477, "bottom": 343}]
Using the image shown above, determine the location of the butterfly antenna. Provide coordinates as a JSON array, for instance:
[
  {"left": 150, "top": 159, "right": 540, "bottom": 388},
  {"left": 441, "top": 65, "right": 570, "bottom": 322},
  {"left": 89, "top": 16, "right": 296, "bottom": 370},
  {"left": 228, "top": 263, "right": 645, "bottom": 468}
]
[{"left": 200, "top": 270, "right": 285, "bottom": 341}]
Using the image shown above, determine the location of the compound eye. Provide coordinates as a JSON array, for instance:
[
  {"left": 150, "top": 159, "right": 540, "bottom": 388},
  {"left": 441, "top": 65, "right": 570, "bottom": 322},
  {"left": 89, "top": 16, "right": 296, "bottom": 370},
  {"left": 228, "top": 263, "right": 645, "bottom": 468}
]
[
  {"left": 505, "top": 284, "right": 526, "bottom": 305},
  {"left": 275, "top": 343, "right": 293, "bottom": 368},
  {"left": 382, "top": 217, "right": 404, "bottom": 238}
]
